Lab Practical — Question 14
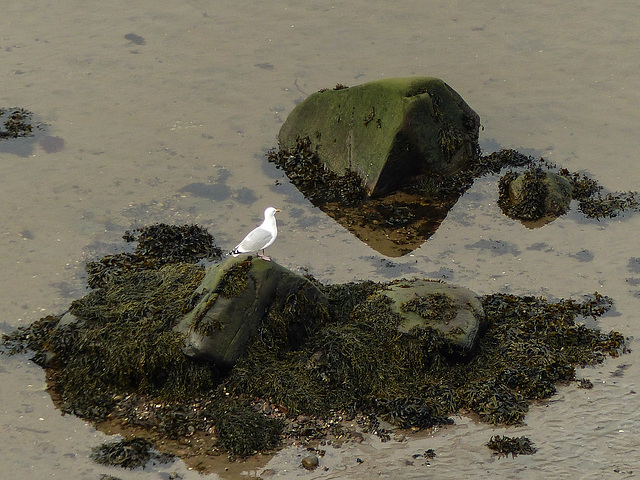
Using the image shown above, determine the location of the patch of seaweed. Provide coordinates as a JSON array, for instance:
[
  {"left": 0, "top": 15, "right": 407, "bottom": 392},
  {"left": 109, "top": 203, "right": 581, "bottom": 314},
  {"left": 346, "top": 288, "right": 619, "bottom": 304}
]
[
  {"left": 227, "top": 288, "right": 625, "bottom": 430},
  {"left": 267, "top": 136, "right": 367, "bottom": 205},
  {"left": 2, "top": 261, "right": 217, "bottom": 422},
  {"left": 86, "top": 224, "right": 222, "bottom": 289},
  {"left": 213, "top": 397, "right": 284, "bottom": 457},
  {"left": 487, "top": 435, "right": 537, "bottom": 457},
  {"left": 401, "top": 292, "right": 458, "bottom": 323},
  {"left": 258, "top": 284, "right": 331, "bottom": 352},
  {"left": 496, "top": 162, "right": 640, "bottom": 222},
  {"left": 91, "top": 437, "right": 174, "bottom": 469},
  {"left": 62, "top": 264, "right": 216, "bottom": 417},
  {"left": 215, "top": 257, "right": 252, "bottom": 298},
  {"left": 558, "top": 168, "right": 639, "bottom": 219},
  {"left": 0, "top": 107, "right": 37, "bottom": 139}
]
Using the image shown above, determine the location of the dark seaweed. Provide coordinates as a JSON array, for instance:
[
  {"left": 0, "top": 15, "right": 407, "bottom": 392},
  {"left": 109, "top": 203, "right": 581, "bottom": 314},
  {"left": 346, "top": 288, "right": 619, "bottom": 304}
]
[{"left": 487, "top": 435, "right": 537, "bottom": 456}]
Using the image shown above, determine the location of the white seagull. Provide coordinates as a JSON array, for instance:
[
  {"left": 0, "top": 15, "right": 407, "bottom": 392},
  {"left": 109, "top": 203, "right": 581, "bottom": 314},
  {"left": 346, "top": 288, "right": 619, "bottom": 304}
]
[{"left": 230, "top": 207, "right": 280, "bottom": 261}]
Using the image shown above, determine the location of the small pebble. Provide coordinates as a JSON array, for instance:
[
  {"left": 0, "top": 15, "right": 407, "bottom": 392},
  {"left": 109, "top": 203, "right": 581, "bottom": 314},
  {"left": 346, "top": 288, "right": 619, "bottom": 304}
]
[{"left": 301, "top": 454, "right": 319, "bottom": 470}]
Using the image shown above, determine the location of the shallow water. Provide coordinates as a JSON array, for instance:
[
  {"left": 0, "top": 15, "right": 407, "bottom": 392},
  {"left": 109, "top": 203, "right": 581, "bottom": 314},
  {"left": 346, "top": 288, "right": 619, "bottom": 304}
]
[{"left": 1, "top": 1, "right": 639, "bottom": 478}]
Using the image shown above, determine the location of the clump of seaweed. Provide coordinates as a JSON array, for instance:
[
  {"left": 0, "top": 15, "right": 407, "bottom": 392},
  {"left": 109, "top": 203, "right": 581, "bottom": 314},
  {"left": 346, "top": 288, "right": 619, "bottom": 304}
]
[
  {"left": 215, "top": 258, "right": 252, "bottom": 298},
  {"left": 438, "top": 123, "right": 463, "bottom": 160},
  {"left": 371, "top": 397, "right": 454, "bottom": 429},
  {"left": 401, "top": 292, "right": 458, "bottom": 323},
  {"left": 486, "top": 435, "right": 537, "bottom": 456},
  {"left": 213, "top": 397, "right": 284, "bottom": 457},
  {"left": 495, "top": 160, "right": 640, "bottom": 222},
  {"left": 0, "top": 314, "right": 62, "bottom": 359},
  {"left": 3, "top": 277, "right": 626, "bottom": 436},
  {"left": 258, "top": 284, "right": 331, "bottom": 352},
  {"left": 227, "top": 287, "right": 625, "bottom": 430},
  {"left": 578, "top": 378, "right": 594, "bottom": 389},
  {"left": 128, "top": 223, "right": 222, "bottom": 263},
  {"left": 0, "top": 107, "right": 37, "bottom": 139},
  {"left": 59, "top": 263, "right": 216, "bottom": 418},
  {"left": 558, "top": 168, "right": 640, "bottom": 219},
  {"left": 267, "top": 136, "right": 367, "bottom": 205},
  {"left": 502, "top": 162, "right": 640, "bottom": 222},
  {"left": 91, "top": 437, "right": 174, "bottom": 469},
  {"left": 86, "top": 224, "right": 222, "bottom": 288}
]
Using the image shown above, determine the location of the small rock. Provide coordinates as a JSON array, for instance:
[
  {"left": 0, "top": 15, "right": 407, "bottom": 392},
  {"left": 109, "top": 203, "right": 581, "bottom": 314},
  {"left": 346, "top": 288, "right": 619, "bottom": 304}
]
[
  {"left": 499, "top": 169, "right": 573, "bottom": 224},
  {"left": 301, "top": 454, "right": 319, "bottom": 470}
]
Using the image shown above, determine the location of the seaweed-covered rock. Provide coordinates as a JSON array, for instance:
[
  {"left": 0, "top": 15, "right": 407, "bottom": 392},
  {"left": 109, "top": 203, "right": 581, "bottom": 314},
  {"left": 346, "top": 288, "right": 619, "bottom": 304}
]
[
  {"left": 278, "top": 77, "right": 480, "bottom": 196},
  {"left": 384, "top": 279, "right": 485, "bottom": 353},
  {"left": 499, "top": 168, "right": 573, "bottom": 224},
  {"left": 175, "top": 255, "right": 330, "bottom": 368}
]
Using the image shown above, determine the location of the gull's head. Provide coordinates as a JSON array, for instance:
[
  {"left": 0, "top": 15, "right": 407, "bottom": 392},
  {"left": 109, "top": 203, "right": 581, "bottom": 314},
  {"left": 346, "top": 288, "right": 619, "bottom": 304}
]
[{"left": 264, "top": 207, "right": 280, "bottom": 218}]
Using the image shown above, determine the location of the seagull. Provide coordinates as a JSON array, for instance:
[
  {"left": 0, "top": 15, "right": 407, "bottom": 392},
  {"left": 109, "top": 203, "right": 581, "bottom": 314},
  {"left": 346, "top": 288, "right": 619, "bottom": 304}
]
[{"left": 230, "top": 207, "right": 280, "bottom": 261}]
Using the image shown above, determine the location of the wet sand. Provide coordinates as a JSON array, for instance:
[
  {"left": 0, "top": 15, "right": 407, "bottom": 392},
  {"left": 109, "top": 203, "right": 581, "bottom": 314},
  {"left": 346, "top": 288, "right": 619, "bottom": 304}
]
[{"left": 1, "top": 1, "right": 639, "bottom": 478}]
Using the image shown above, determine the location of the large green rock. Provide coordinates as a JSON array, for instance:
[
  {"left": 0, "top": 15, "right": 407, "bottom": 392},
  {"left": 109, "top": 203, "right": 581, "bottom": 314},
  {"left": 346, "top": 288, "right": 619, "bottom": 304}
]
[
  {"left": 174, "top": 255, "right": 329, "bottom": 368},
  {"left": 279, "top": 77, "right": 480, "bottom": 196}
]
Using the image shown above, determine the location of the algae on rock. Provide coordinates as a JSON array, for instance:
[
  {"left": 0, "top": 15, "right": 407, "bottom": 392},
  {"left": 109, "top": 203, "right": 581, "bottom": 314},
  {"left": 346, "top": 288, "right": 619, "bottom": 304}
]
[
  {"left": 175, "top": 254, "right": 331, "bottom": 368},
  {"left": 278, "top": 77, "right": 481, "bottom": 196}
]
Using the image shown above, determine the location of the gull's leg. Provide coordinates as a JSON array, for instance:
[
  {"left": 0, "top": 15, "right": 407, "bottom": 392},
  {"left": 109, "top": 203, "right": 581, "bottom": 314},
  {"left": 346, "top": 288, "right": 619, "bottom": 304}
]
[{"left": 258, "top": 249, "right": 271, "bottom": 261}]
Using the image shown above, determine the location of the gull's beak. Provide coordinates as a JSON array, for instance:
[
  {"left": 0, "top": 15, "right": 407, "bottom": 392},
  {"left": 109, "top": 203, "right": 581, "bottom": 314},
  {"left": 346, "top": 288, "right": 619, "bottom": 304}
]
[{"left": 276, "top": 209, "right": 281, "bottom": 212}]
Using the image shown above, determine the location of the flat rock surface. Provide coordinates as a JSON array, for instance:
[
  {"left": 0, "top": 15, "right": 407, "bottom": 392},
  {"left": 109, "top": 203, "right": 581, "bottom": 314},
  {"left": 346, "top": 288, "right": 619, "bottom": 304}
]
[{"left": 384, "top": 279, "right": 486, "bottom": 353}]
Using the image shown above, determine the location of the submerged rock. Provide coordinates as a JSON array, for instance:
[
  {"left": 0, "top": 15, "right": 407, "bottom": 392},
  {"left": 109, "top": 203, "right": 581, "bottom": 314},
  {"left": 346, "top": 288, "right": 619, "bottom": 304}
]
[
  {"left": 278, "top": 77, "right": 480, "bottom": 196},
  {"left": 175, "top": 255, "right": 329, "bottom": 368}
]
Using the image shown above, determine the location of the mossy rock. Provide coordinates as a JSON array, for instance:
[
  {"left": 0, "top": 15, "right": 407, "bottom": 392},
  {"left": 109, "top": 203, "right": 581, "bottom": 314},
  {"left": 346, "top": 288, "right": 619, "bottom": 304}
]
[
  {"left": 278, "top": 77, "right": 480, "bottom": 196},
  {"left": 500, "top": 169, "right": 574, "bottom": 224},
  {"left": 384, "top": 279, "right": 486, "bottom": 353},
  {"left": 175, "top": 255, "right": 329, "bottom": 368}
]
